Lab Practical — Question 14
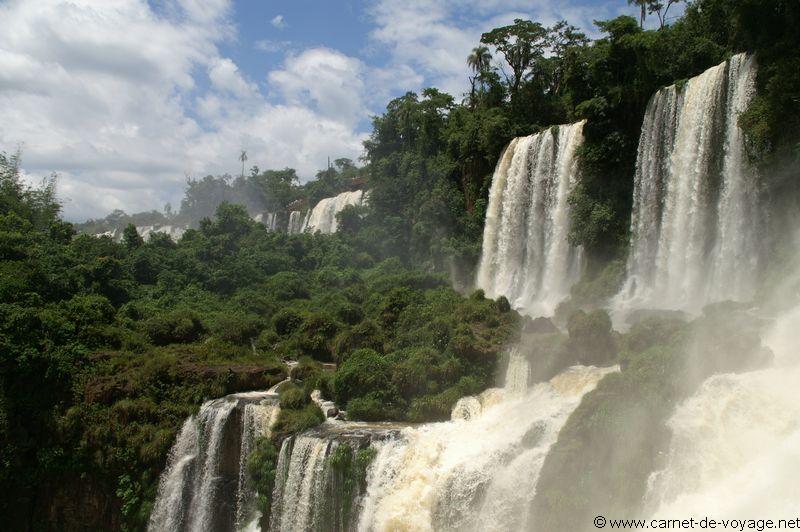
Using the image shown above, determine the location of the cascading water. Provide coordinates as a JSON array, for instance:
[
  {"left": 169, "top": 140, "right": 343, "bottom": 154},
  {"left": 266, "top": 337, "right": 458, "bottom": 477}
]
[
  {"left": 616, "top": 53, "right": 761, "bottom": 315},
  {"left": 254, "top": 213, "right": 278, "bottom": 232},
  {"left": 268, "top": 423, "right": 403, "bottom": 532},
  {"left": 355, "top": 354, "right": 616, "bottom": 532},
  {"left": 475, "top": 122, "right": 585, "bottom": 317},
  {"left": 287, "top": 211, "right": 305, "bottom": 234},
  {"left": 303, "top": 190, "right": 365, "bottom": 234},
  {"left": 148, "top": 391, "right": 280, "bottom": 532},
  {"left": 645, "top": 303, "right": 800, "bottom": 518}
]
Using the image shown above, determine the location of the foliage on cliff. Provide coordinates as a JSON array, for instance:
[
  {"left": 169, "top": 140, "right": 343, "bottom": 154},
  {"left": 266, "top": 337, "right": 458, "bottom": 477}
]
[
  {"left": 531, "top": 307, "right": 772, "bottom": 531},
  {"left": 0, "top": 155, "right": 517, "bottom": 529}
]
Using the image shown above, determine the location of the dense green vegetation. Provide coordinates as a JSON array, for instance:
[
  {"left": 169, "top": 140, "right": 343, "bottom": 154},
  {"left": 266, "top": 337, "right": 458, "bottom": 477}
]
[
  {"left": 2, "top": 0, "right": 799, "bottom": 530},
  {"left": 0, "top": 151, "right": 516, "bottom": 529}
]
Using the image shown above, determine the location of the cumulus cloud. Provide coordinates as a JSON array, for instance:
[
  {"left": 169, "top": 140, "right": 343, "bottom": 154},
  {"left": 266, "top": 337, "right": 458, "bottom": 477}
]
[
  {"left": 269, "top": 48, "right": 367, "bottom": 126},
  {"left": 208, "top": 57, "right": 257, "bottom": 97},
  {"left": 0, "top": 0, "right": 367, "bottom": 220},
  {"left": 270, "top": 14, "right": 287, "bottom": 29},
  {"left": 0, "top": 0, "right": 661, "bottom": 221}
]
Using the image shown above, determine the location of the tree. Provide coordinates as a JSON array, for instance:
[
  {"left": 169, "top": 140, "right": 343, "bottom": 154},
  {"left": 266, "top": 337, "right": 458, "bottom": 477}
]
[
  {"left": 648, "top": 0, "right": 684, "bottom": 29},
  {"left": 481, "top": 19, "right": 549, "bottom": 96},
  {"left": 628, "top": 0, "right": 648, "bottom": 27},
  {"left": 239, "top": 149, "right": 248, "bottom": 179},
  {"left": 546, "top": 21, "right": 589, "bottom": 95},
  {"left": 467, "top": 46, "right": 492, "bottom": 105},
  {"left": 122, "top": 223, "right": 144, "bottom": 250}
]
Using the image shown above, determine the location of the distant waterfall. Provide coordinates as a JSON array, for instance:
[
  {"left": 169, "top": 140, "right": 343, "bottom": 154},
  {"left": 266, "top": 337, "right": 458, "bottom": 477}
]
[
  {"left": 616, "top": 53, "right": 761, "bottom": 314},
  {"left": 148, "top": 391, "right": 279, "bottom": 532},
  {"left": 254, "top": 213, "right": 279, "bottom": 232},
  {"left": 287, "top": 211, "right": 305, "bottom": 235},
  {"left": 356, "top": 354, "right": 615, "bottom": 532},
  {"left": 97, "top": 224, "right": 187, "bottom": 242},
  {"left": 645, "top": 304, "right": 800, "bottom": 518},
  {"left": 476, "top": 122, "right": 586, "bottom": 317},
  {"left": 303, "top": 190, "right": 365, "bottom": 234}
]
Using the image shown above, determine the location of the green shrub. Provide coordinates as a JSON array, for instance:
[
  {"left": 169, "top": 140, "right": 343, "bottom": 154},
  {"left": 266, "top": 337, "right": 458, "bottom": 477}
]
[
  {"left": 145, "top": 309, "right": 206, "bottom": 346},
  {"left": 279, "top": 384, "right": 310, "bottom": 410},
  {"left": 271, "top": 404, "right": 325, "bottom": 441},
  {"left": 566, "top": 309, "right": 617, "bottom": 365},
  {"left": 273, "top": 308, "right": 304, "bottom": 336},
  {"left": 247, "top": 437, "right": 279, "bottom": 522},
  {"left": 211, "top": 312, "right": 263, "bottom": 346},
  {"left": 333, "top": 349, "right": 391, "bottom": 406},
  {"left": 264, "top": 271, "right": 309, "bottom": 301},
  {"left": 332, "top": 320, "right": 385, "bottom": 362},
  {"left": 346, "top": 394, "right": 391, "bottom": 421},
  {"left": 496, "top": 296, "right": 511, "bottom": 313}
]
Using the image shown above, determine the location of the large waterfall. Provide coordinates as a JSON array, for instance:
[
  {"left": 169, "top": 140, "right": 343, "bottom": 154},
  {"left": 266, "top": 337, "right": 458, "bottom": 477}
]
[
  {"left": 475, "top": 122, "right": 585, "bottom": 317},
  {"left": 303, "top": 190, "right": 365, "bottom": 234},
  {"left": 616, "top": 53, "right": 761, "bottom": 314},
  {"left": 148, "top": 391, "right": 280, "bottom": 532},
  {"left": 355, "top": 356, "right": 615, "bottom": 532}
]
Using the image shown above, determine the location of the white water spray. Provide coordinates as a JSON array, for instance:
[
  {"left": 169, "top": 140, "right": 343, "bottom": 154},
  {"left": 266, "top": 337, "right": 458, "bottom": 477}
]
[
  {"left": 356, "top": 355, "right": 615, "bottom": 532},
  {"left": 646, "top": 303, "right": 800, "bottom": 518}
]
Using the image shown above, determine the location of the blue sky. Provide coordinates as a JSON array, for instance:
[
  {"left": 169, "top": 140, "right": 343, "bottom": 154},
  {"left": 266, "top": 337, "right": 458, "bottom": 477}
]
[{"left": 0, "top": 0, "right": 658, "bottom": 221}]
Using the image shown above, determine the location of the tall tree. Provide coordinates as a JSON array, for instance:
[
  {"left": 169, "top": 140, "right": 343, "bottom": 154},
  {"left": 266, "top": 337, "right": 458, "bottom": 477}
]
[
  {"left": 481, "top": 19, "right": 549, "bottom": 96},
  {"left": 649, "top": 0, "right": 684, "bottom": 29},
  {"left": 628, "top": 0, "right": 647, "bottom": 27},
  {"left": 467, "top": 46, "right": 492, "bottom": 105},
  {"left": 239, "top": 149, "right": 248, "bottom": 179}
]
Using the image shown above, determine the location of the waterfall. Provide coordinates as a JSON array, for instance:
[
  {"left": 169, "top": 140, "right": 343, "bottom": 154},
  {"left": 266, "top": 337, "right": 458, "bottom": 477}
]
[
  {"left": 616, "top": 53, "right": 761, "bottom": 315},
  {"left": 287, "top": 211, "right": 305, "bottom": 235},
  {"left": 475, "top": 121, "right": 586, "bottom": 317},
  {"left": 303, "top": 190, "right": 365, "bottom": 234},
  {"left": 645, "top": 303, "right": 800, "bottom": 518},
  {"left": 148, "top": 391, "right": 280, "bottom": 532},
  {"left": 267, "top": 423, "right": 402, "bottom": 532},
  {"left": 269, "top": 436, "right": 332, "bottom": 532},
  {"left": 253, "top": 213, "right": 279, "bottom": 232},
  {"left": 95, "top": 224, "right": 187, "bottom": 242},
  {"left": 356, "top": 353, "right": 616, "bottom": 532}
]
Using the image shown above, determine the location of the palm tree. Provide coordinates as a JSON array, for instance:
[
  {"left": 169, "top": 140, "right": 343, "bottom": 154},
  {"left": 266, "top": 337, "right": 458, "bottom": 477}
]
[
  {"left": 239, "top": 149, "right": 248, "bottom": 179},
  {"left": 628, "top": 0, "right": 647, "bottom": 27},
  {"left": 467, "top": 46, "right": 492, "bottom": 105}
]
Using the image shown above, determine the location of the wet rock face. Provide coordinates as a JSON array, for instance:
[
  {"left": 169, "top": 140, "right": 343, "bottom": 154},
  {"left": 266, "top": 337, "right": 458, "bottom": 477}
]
[
  {"left": 523, "top": 316, "right": 559, "bottom": 334},
  {"left": 36, "top": 475, "right": 122, "bottom": 532}
]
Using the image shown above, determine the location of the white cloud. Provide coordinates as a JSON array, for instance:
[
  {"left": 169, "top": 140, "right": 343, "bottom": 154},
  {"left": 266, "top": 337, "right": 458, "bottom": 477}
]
[
  {"left": 208, "top": 57, "right": 257, "bottom": 97},
  {"left": 270, "top": 14, "right": 287, "bottom": 29},
  {"left": 269, "top": 48, "right": 367, "bottom": 127},
  {"left": 0, "top": 0, "right": 665, "bottom": 222},
  {"left": 254, "top": 39, "right": 292, "bottom": 53},
  {"left": 0, "top": 0, "right": 368, "bottom": 221}
]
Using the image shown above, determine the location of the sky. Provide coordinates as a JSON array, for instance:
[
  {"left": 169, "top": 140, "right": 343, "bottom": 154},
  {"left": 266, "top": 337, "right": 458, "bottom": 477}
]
[{"left": 0, "top": 0, "right": 658, "bottom": 221}]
